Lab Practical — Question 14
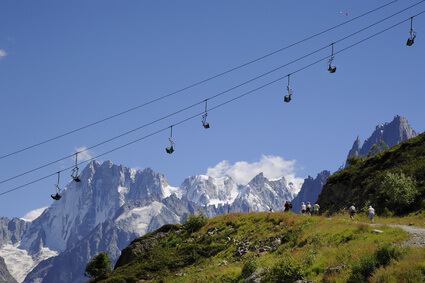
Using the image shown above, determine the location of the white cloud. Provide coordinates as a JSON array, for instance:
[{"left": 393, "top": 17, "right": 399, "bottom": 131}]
[
  {"left": 206, "top": 155, "right": 304, "bottom": 187},
  {"left": 21, "top": 207, "right": 48, "bottom": 222},
  {"left": 73, "top": 146, "right": 94, "bottom": 162},
  {"left": 0, "top": 49, "right": 7, "bottom": 58}
]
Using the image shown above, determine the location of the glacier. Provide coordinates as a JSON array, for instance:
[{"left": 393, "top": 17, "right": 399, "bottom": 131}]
[{"left": 0, "top": 160, "right": 301, "bottom": 283}]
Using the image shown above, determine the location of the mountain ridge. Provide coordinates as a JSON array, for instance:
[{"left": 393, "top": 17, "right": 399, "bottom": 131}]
[
  {"left": 0, "top": 115, "right": 419, "bottom": 282},
  {"left": 0, "top": 160, "right": 298, "bottom": 283},
  {"left": 318, "top": 131, "right": 425, "bottom": 215}
]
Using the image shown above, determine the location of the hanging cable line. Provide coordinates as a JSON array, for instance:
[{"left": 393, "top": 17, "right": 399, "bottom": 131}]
[
  {"left": 0, "top": 0, "right": 404, "bottom": 161},
  {"left": 1, "top": 9, "right": 423, "bottom": 197},
  {"left": 0, "top": 8, "right": 424, "bottom": 187}
]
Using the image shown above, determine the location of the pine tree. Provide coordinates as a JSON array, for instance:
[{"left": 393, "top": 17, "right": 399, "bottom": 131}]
[{"left": 84, "top": 251, "right": 113, "bottom": 279}]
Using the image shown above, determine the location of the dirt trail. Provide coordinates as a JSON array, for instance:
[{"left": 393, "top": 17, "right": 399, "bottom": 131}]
[{"left": 371, "top": 223, "right": 425, "bottom": 247}]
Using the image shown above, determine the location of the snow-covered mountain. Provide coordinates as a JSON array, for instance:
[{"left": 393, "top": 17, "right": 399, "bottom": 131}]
[{"left": 0, "top": 160, "right": 299, "bottom": 283}]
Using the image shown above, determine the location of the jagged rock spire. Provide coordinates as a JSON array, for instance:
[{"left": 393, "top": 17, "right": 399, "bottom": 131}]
[{"left": 345, "top": 115, "right": 418, "bottom": 166}]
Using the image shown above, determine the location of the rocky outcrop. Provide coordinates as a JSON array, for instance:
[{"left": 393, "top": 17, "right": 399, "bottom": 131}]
[
  {"left": 346, "top": 115, "right": 418, "bottom": 164},
  {"left": 318, "top": 132, "right": 425, "bottom": 215},
  {"left": 0, "top": 217, "right": 27, "bottom": 248},
  {"left": 115, "top": 224, "right": 180, "bottom": 268},
  {"left": 290, "top": 171, "right": 330, "bottom": 213},
  {"left": 23, "top": 219, "right": 140, "bottom": 283}
]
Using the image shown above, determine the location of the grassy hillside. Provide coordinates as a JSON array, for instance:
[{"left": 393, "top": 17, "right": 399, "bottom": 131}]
[
  {"left": 89, "top": 211, "right": 425, "bottom": 282},
  {"left": 86, "top": 133, "right": 425, "bottom": 282},
  {"left": 317, "top": 132, "right": 425, "bottom": 216}
]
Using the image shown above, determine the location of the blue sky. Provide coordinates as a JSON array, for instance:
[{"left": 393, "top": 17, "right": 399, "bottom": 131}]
[{"left": 1, "top": 1, "right": 424, "bottom": 219}]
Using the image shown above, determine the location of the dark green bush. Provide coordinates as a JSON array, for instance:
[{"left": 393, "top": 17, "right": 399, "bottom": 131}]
[
  {"left": 346, "top": 154, "right": 365, "bottom": 166},
  {"left": 281, "top": 229, "right": 300, "bottom": 247},
  {"left": 182, "top": 208, "right": 208, "bottom": 233},
  {"left": 241, "top": 254, "right": 258, "bottom": 279},
  {"left": 350, "top": 244, "right": 402, "bottom": 281},
  {"left": 263, "top": 254, "right": 304, "bottom": 282},
  {"left": 381, "top": 172, "right": 418, "bottom": 213},
  {"left": 351, "top": 253, "right": 376, "bottom": 281},
  {"left": 84, "top": 251, "right": 113, "bottom": 279},
  {"left": 373, "top": 244, "right": 402, "bottom": 267}
]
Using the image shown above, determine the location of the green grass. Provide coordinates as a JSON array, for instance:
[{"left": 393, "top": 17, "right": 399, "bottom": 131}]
[
  {"left": 91, "top": 211, "right": 425, "bottom": 282},
  {"left": 318, "top": 132, "right": 425, "bottom": 217}
]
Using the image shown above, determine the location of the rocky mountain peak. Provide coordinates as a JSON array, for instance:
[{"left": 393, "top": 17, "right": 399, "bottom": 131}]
[
  {"left": 346, "top": 115, "right": 418, "bottom": 164},
  {"left": 1, "top": 158, "right": 299, "bottom": 282}
]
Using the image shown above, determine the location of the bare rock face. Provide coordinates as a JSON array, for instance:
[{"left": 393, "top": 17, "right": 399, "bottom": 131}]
[
  {"left": 114, "top": 224, "right": 180, "bottom": 269},
  {"left": 0, "top": 217, "right": 27, "bottom": 248},
  {"left": 0, "top": 256, "right": 18, "bottom": 283},
  {"left": 346, "top": 115, "right": 418, "bottom": 163},
  {"left": 290, "top": 171, "right": 330, "bottom": 213}
]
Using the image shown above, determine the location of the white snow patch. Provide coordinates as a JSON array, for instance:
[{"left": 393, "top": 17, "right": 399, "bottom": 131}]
[
  {"left": 0, "top": 244, "right": 58, "bottom": 283},
  {"left": 115, "top": 201, "right": 165, "bottom": 234},
  {"left": 118, "top": 186, "right": 130, "bottom": 206},
  {"left": 118, "top": 186, "right": 130, "bottom": 194},
  {"left": 129, "top": 168, "right": 137, "bottom": 182},
  {"left": 20, "top": 207, "right": 48, "bottom": 222},
  {"left": 162, "top": 185, "right": 179, "bottom": 198}
]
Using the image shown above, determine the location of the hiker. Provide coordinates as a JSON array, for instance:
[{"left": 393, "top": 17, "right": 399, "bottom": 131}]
[
  {"left": 349, "top": 205, "right": 356, "bottom": 221},
  {"left": 300, "top": 202, "right": 306, "bottom": 215},
  {"left": 284, "top": 201, "right": 292, "bottom": 212},
  {"left": 313, "top": 203, "right": 320, "bottom": 215},
  {"left": 368, "top": 205, "right": 375, "bottom": 223},
  {"left": 306, "top": 202, "right": 312, "bottom": 216}
]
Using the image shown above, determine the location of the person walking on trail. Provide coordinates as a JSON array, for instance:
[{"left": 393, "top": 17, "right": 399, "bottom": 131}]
[
  {"left": 306, "top": 202, "right": 312, "bottom": 216},
  {"left": 368, "top": 205, "right": 375, "bottom": 223},
  {"left": 284, "top": 201, "right": 292, "bottom": 212},
  {"left": 349, "top": 205, "right": 356, "bottom": 220},
  {"left": 313, "top": 203, "right": 320, "bottom": 215},
  {"left": 300, "top": 202, "right": 306, "bottom": 215}
]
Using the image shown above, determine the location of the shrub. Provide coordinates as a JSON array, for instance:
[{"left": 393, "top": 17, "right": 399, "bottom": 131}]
[
  {"left": 182, "top": 208, "right": 208, "bottom": 233},
  {"left": 84, "top": 251, "right": 113, "bottom": 279},
  {"left": 241, "top": 254, "right": 258, "bottom": 279},
  {"left": 280, "top": 229, "right": 300, "bottom": 247},
  {"left": 346, "top": 154, "right": 365, "bottom": 166},
  {"left": 263, "top": 254, "right": 304, "bottom": 282},
  {"left": 367, "top": 139, "right": 389, "bottom": 157},
  {"left": 381, "top": 172, "right": 418, "bottom": 213},
  {"left": 350, "top": 244, "right": 402, "bottom": 281},
  {"left": 373, "top": 244, "right": 401, "bottom": 267},
  {"left": 350, "top": 253, "right": 376, "bottom": 281}
]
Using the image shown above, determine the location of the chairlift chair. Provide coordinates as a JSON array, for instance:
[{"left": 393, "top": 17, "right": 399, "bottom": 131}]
[
  {"left": 166, "top": 138, "right": 175, "bottom": 154},
  {"left": 284, "top": 94, "right": 292, "bottom": 103},
  {"left": 202, "top": 113, "right": 210, "bottom": 129},
  {"left": 202, "top": 100, "right": 210, "bottom": 129},
  {"left": 51, "top": 192, "right": 62, "bottom": 200},
  {"left": 406, "top": 35, "right": 416, "bottom": 46},
  {"left": 328, "top": 64, "right": 337, "bottom": 73},
  {"left": 51, "top": 172, "right": 62, "bottom": 200},
  {"left": 165, "top": 126, "right": 175, "bottom": 154},
  {"left": 284, "top": 75, "right": 293, "bottom": 103},
  {"left": 71, "top": 153, "right": 81, "bottom": 182},
  {"left": 406, "top": 17, "right": 417, "bottom": 46},
  {"left": 328, "top": 44, "right": 337, "bottom": 73}
]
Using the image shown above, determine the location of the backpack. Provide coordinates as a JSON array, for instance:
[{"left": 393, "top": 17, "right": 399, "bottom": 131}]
[{"left": 289, "top": 203, "right": 293, "bottom": 209}]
